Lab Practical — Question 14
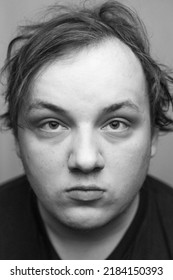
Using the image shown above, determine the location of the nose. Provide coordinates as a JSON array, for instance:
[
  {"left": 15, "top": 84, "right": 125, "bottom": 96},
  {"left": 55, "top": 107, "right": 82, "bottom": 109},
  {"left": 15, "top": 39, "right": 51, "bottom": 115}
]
[{"left": 68, "top": 127, "right": 104, "bottom": 173}]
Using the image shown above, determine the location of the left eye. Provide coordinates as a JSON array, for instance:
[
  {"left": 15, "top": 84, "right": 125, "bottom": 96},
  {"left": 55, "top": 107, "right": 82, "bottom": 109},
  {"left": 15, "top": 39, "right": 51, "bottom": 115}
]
[{"left": 102, "top": 120, "right": 129, "bottom": 132}]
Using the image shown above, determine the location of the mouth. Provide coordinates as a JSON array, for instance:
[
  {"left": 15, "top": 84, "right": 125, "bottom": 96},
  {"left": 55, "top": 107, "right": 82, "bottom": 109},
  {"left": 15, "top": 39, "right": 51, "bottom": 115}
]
[{"left": 66, "top": 185, "right": 105, "bottom": 202}]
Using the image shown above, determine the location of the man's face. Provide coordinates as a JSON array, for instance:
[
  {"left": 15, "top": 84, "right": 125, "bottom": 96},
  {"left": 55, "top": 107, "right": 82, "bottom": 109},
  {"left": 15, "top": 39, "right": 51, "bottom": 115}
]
[{"left": 17, "top": 40, "right": 157, "bottom": 230}]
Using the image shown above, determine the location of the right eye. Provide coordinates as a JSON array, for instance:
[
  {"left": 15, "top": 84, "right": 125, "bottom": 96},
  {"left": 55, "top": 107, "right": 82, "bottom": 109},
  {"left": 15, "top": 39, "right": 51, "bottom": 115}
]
[
  {"left": 41, "top": 120, "right": 60, "bottom": 130},
  {"left": 39, "top": 119, "right": 68, "bottom": 132},
  {"left": 38, "top": 119, "right": 68, "bottom": 133}
]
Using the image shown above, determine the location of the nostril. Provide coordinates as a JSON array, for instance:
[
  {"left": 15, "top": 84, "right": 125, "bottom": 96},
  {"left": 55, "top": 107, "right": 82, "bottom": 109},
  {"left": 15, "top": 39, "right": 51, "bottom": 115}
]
[
  {"left": 70, "top": 164, "right": 103, "bottom": 174},
  {"left": 68, "top": 151, "right": 105, "bottom": 173},
  {"left": 68, "top": 132, "right": 105, "bottom": 172}
]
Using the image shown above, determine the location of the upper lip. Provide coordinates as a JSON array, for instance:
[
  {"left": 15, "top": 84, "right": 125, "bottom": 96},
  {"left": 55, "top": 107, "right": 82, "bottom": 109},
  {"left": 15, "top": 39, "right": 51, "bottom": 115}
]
[{"left": 66, "top": 185, "right": 105, "bottom": 192}]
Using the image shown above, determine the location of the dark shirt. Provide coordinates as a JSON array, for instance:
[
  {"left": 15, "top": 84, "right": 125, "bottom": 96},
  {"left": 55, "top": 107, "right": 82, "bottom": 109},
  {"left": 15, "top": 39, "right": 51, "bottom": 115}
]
[{"left": 0, "top": 175, "right": 173, "bottom": 259}]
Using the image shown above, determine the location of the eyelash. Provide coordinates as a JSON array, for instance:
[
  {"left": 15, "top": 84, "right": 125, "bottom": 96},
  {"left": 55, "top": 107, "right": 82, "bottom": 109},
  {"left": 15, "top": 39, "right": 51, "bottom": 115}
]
[
  {"left": 102, "top": 119, "right": 130, "bottom": 132},
  {"left": 39, "top": 119, "right": 67, "bottom": 132},
  {"left": 38, "top": 118, "right": 130, "bottom": 133}
]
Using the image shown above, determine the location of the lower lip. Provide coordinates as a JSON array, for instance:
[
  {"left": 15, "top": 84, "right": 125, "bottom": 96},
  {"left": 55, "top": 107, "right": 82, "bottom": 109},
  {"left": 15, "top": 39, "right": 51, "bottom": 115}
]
[{"left": 67, "top": 190, "right": 104, "bottom": 201}]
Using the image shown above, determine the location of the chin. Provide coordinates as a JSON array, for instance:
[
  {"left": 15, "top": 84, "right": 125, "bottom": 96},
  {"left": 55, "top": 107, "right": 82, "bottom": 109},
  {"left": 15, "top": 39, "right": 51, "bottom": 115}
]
[
  {"left": 58, "top": 211, "right": 114, "bottom": 232},
  {"left": 61, "top": 219, "right": 108, "bottom": 232}
]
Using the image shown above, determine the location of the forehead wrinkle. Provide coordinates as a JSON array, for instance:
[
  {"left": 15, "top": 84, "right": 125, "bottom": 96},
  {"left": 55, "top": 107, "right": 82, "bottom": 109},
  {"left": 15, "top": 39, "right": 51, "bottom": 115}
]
[{"left": 24, "top": 40, "right": 148, "bottom": 122}]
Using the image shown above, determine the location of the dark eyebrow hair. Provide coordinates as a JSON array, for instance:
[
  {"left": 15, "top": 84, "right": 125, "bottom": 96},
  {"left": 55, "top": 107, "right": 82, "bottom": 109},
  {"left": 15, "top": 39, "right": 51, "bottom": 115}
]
[
  {"left": 27, "top": 99, "right": 140, "bottom": 117},
  {"left": 102, "top": 100, "right": 140, "bottom": 114},
  {"left": 28, "top": 100, "right": 68, "bottom": 115}
]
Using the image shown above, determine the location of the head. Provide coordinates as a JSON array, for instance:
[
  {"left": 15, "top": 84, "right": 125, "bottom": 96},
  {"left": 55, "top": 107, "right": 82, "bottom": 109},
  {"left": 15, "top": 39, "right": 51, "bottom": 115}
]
[{"left": 1, "top": 1, "right": 173, "bottom": 230}]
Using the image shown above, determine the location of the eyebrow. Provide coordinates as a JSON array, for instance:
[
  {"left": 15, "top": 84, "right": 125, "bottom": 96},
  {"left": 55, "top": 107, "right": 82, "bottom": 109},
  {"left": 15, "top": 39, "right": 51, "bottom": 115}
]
[
  {"left": 28, "top": 100, "right": 68, "bottom": 115},
  {"left": 102, "top": 100, "right": 140, "bottom": 114},
  {"left": 27, "top": 99, "right": 140, "bottom": 116}
]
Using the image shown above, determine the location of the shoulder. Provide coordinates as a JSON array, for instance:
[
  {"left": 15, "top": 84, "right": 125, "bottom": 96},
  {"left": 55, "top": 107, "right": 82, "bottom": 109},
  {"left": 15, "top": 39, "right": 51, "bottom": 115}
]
[
  {"left": 0, "top": 174, "right": 30, "bottom": 192},
  {"left": 143, "top": 175, "right": 173, "bottom": 231},
  {"left": 144, "top": 175, "right": 173, "bottom": 212},
  {"left": 0, "top": 176, "right": 41, "bottom": 259},
  {"left": 144, "top": 175, "right": 173, "bottom": 201},
  {"left": 0, "top": 175, "right": 32, "bottom": 208},
  {"left": 0, "top": 175, "right": 35, "bottom": 223}
]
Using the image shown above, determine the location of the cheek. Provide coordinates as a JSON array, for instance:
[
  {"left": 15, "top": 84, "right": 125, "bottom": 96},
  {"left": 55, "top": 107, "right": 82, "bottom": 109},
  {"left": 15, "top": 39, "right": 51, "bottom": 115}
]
[
  {"left": 106, "top": 136, "right": 151, "bottom": 194},
  {"left": 18, "top": 139, "right": 67, "bottom": 203},
  {"left": 18, "top": 133, "right": 65, "bottom": 180},
  {"left": 108, "top": 131, "right": 152, "bottom": 168},
  {"left": 123, "top": 141, "right": 151, "bottom": 167}
]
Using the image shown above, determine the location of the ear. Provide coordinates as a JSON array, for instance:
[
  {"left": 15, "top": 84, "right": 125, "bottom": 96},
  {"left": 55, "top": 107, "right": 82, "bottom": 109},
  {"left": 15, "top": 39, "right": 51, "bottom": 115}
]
[{"left": 150, "top": 128, "right": 159, "bottom": 158}]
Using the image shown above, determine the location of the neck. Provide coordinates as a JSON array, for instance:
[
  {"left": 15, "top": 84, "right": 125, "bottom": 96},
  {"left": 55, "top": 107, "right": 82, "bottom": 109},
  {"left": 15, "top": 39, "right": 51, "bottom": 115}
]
[{"left": 38, "top": 194, "right": 139, "bottom": 259}]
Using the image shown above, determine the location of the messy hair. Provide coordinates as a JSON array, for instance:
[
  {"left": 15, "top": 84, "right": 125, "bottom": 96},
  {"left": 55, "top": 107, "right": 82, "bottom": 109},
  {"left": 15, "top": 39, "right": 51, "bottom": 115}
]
[{"left": 1, "top": 0, "right": 173, "bottom": 136}]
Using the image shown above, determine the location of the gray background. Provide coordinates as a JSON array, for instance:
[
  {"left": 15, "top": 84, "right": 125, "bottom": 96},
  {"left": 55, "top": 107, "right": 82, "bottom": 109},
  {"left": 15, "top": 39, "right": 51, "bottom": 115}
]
[{"left": 0, "top": 0, "right": 173, "bottom": 186}]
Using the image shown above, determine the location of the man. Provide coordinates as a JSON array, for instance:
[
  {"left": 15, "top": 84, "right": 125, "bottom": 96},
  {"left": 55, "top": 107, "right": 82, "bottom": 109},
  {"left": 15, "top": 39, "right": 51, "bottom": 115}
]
[{"left": 0, "top": 0, "right": 173, "bottom": 260}]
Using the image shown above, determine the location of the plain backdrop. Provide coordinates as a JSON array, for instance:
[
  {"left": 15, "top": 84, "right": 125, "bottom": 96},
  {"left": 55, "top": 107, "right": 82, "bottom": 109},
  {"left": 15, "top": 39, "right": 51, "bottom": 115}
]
[{"left": 0, "top": 0, "right": 173, "bottom": 186}]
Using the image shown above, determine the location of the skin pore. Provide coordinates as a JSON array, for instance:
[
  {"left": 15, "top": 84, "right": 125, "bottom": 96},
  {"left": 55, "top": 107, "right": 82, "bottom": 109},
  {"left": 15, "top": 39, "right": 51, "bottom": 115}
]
[{"left": 16, "top": 39, "right": 158, "bottom": 259}]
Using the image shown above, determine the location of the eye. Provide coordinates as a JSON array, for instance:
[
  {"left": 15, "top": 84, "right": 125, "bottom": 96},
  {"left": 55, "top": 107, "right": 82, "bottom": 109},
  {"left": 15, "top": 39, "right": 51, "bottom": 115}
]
[
  {"left": 45, "top": 121, "right": 60, "bottom": 130},
  {"left": 39, "top": 119, "right": 67, "bottom": 132},
  {"left": 102, "top": 119, "right": 129, "bottom": 133}
]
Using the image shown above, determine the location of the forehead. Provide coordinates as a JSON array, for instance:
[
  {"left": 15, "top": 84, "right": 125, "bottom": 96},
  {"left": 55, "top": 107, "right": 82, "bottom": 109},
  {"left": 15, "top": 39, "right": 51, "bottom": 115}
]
[{"left": 29, "top": 39, "right": 148, "bottom": 116}]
